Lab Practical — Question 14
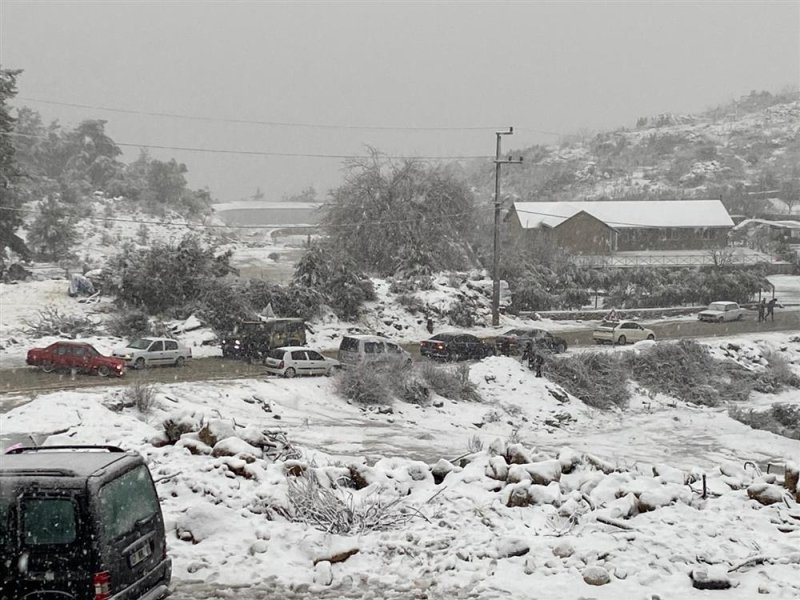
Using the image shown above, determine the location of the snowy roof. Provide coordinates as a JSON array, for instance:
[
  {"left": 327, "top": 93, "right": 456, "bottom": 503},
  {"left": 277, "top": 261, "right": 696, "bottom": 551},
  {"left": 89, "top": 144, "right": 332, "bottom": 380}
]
[
  {"left": 732, "top": 218, "right": 800, "bottom": 231},
  {"left": 512, "top": 200, "right": 734, "bottom": 230}
]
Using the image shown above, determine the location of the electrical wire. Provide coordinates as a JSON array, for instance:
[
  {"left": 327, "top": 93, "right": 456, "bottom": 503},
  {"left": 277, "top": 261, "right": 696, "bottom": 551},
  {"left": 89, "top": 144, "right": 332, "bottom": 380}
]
[{"left": 0, "top": 131, "right": 491, "bottom": 161}]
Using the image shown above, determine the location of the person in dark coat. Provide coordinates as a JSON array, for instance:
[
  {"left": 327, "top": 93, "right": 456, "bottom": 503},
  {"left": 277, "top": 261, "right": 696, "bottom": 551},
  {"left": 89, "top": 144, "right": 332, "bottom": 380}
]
[
  {"left": 426, "top": 316, "right": 434, "bottom": 335},
  {"left": 758, "top": 298, "right": 766, "bottom": 323},
  {"left": 529, "top": 349, "right": 544, "bottom": 378},
  {"left": 521, "top": 340, "right": 533, "bottom": 363},
  {"left": 766, "top": 298, "right": 779, "bottom": 321}
]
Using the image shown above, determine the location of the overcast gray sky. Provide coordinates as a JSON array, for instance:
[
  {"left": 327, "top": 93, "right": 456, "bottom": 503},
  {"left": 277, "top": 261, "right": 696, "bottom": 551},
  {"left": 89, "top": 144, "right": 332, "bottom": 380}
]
[{"left": 1, "top": 1, "right": 798, "bottom": 203}]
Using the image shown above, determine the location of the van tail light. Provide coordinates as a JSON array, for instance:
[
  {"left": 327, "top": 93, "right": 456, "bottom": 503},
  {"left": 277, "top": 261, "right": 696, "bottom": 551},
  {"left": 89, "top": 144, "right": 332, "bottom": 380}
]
[
  {"left": 278, "top": 360, "right": 284, "bottom": 369},
  {"left": 93, "top": 571, "right": 111, "bottom": 600}
]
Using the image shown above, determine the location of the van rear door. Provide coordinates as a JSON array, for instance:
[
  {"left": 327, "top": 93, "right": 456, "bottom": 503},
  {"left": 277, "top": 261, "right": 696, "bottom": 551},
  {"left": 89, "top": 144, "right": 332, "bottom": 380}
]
[
  {"left": 5, "top": 492, "right": 93, "bottom": 599},
  {"left": 94, "top": 464, "right": 168, "bottom": 598}
]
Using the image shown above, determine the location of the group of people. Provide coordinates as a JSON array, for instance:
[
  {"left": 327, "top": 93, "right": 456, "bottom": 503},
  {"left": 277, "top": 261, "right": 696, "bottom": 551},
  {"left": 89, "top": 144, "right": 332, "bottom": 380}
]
[
  {"left": 757, "top": 297, "right": 781, "bottom": 322},
  {"left": 521, "top": 341, "right": 545, "bottom": 377}
]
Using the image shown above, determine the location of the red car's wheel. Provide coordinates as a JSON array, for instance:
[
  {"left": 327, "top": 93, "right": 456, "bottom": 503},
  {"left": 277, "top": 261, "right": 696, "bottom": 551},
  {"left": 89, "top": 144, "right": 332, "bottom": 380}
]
[
  {"left": 97, "top": 365, "right": 110, "bottom": 377},
  {"left": 41, "top": 361, "right": 55, "bottom": 373}
]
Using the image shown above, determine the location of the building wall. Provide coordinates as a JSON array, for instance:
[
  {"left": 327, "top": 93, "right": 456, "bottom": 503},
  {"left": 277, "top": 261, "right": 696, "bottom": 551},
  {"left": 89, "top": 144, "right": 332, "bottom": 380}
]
[
  {"left": 616, "top": 227, "right": 729, "bottom": 251},
  {"left": 215, "top": 207, "right": 322, "bottom": 227},
  {"left": 553, "top": 212, "right": 616, "bottom": 255}
]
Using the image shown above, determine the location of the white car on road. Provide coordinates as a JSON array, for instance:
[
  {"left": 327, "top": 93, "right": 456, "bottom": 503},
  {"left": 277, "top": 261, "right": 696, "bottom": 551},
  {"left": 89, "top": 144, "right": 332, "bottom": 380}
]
[
  {"left": 592, "top": 320, "right": 656, "bottom": 345},
  {"left": 113, "top": 337, "right": 192, "bottom": 369},
  {"left": 264, "top": 346, "right": 340, "bottom": 378},
  {"left": 698, "top": 301, "right": 744, "bottom": 323}
]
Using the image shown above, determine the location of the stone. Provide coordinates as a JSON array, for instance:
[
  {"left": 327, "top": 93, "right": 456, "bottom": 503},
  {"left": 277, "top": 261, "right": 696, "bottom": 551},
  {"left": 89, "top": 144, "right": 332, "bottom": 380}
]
[
  {"left": 785, "top": 462, "right": 799, "bottom": 500},
  {"left": 523, "top": 555, "right": 537, "bottom": 575},
  {"left": 552, "top": 540, "right": 575, "bottom": 558},
  {"left": 758, "top": 583, "right": 772, "bottom": 594},
  {"left": 249, "top": 540, "right": 268, "bottom": 555},
  {"left": 526, "top": 459, "right": 563, "bottom": 485},
  {"left": 431, "top": 458, "right": 455, "bottom": 484},
  {"left": 506, "top": 443, "right": 532, "bottom": 465},
  {"left": 488, "top": 438, "right": 506, "bottom": 457},
  {"left": 314, "top": 540, "right": 360, "bottom": 565},
  {"left": 486, "top": 456, "right": 509, "bottom": 481},
  {"left": 614, "top": 567, "right": 628, "bottom": 580},
  {"left": 313, "top": 561, "right": 333, "bottom": 586},
  {"left": 211, "top": 436, "right": 263, "bottom": 459},
  {"left": 747, "top": 483, "right": 786, "bottom": 506},
  {"left": 507, "top": 464, "right": 533, "bottom": 484},
  {"left": 582, "top": 566, "right": 611, "bottom": 586},
  {"left": 528, "top": 482, "right": 562, "bottom": 506},
  {"left": 558, "top": 447, "right": 582, "bottom": 473},
  {"left": 497, "top": 537, "right": 530, "bottom": 558},
  {"left": 197, "top": 419, "right": 236, "bottom": 447},
  {"left": 690, "top": 566, "right": 731, "bottom": 590},
  {"left": 507, "top": 483, "right": 531, "bottom": 508}
]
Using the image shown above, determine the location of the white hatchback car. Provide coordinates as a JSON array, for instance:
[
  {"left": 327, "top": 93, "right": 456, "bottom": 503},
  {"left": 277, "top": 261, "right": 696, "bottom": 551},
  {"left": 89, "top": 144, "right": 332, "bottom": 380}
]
[
  {"left": 264, "top": 346, "right": 340, "bottom": 378},
  {"left": 113, "top": 337, "right": 192, "bottom": 369},
  {"left": 592, "top": 320, "right": 656, "bottom": 345}
]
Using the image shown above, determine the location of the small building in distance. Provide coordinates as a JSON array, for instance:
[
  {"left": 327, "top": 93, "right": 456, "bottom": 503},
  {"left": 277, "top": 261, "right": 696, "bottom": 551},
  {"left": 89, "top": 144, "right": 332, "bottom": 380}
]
[
  {"left": 213, "top": 201, "right": 323, "bottom": 228},
  {"left": 507, "top": 200, "right": 734, "bottom": 255}
]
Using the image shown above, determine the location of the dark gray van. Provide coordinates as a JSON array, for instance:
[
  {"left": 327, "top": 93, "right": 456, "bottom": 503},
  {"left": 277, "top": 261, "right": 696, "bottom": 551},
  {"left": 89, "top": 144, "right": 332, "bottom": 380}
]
[{"left": 0, "top": 445, "right": 171, "bottom": 600}]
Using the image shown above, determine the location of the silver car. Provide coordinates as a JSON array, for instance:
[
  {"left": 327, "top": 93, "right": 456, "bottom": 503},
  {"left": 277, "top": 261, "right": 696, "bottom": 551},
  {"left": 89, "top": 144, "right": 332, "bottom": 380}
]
[
  {"left": 337, "top": 335, "right": 412, "bottom": 368},
  {"left": 113, "top": 337, "right": 192, "bottom": 369},
  {"left": 264, "top": 346, "right": 340, "bottom": 377}
]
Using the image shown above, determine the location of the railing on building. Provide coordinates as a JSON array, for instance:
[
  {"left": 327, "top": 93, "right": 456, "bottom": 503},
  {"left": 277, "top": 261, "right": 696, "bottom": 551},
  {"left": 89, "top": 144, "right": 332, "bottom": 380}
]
[{"left": 570, "top": 253, "right": 780, "bottom": 268}]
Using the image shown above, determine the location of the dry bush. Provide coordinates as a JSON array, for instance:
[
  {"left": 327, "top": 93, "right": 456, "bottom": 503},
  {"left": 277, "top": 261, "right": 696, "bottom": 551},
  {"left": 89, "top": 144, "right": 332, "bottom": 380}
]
[
  {"left": 122, "top": 379, "right": 159, "bottom": 413},
  {"left": 753, "top": 350, "right": 800, "bottom": 393},
  {"left": 466, "top": 434, "right": 484, "bottom": 453},
  {"left": 286, "top": 471, "right": 415, "bottom": 534},
  {"left": 23, "top": 306, "right": 97, "bottom": 338},
  {"left": 623, "top": 340, "right": 749, "bottom": 406},
  {"left": 334, "top": 365, "right": 393, "bottom": 406},
  {"left": 729, "top": 403, "right": 800, "bottom": 440},
  {"left": 546, "top": 352, "right": 630, "bottom": 409},
  {"left": 418, "top": 362, "right": 482, "bottom": 402}
]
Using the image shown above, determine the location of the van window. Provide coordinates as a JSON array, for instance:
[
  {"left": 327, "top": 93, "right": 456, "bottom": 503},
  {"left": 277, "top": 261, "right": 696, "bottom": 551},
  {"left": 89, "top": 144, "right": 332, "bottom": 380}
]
[
  {"left": 364, "top": 341, "right": 384, "bottom": 354},
  {"left": 99, "top": 465, "right": 159, "bottom": 540},
  {"left": 22, "top": 498, "right": 77, "bottom": 545},
  {"left": 268, "top": 348, "right": 285, "bottom": 359},
  {"left": 291, "top": 351, "right": 307, "bottom": 360},
  {"left": 165, "top": 340, "right": 178, "bottom": 350},
  {"left": 149, "top": 341, "right": 164, "bottom": 352},
  {"left": 339, "top": 337, "right": 359, "bottom": 352}
]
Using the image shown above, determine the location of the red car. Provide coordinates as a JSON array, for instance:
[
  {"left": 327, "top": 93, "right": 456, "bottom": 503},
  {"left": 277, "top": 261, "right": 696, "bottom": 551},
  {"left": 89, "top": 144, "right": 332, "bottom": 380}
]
[{"left": 26, "top": 341, "right": 126, "bottom": 377}]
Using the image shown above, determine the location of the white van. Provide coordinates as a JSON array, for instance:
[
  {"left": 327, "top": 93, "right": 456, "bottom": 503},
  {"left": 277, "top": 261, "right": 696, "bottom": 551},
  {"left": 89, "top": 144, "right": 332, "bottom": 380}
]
[{"left": 337, "top": 335, "right": 412, "bottom": 368}]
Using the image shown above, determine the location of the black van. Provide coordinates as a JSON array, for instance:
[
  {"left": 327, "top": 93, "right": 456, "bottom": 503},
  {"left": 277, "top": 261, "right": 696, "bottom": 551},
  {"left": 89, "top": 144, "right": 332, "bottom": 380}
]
[{"left": 0, "top": 445, "right": 171, "bottom": 600}]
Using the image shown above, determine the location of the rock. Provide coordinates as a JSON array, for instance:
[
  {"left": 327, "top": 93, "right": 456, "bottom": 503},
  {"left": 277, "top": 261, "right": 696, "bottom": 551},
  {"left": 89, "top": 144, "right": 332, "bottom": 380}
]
[
  {"left": 406, "top": 463, "right": 430, "bottom": 482},
  {"left": 497, "top": 537, "right": 530, "bottom": 558},
  {"left": 507, "top": 464, "right": 533, "bottom": 484},
  {"left": 653, "top": 464, "right": 686, "bottom": 484},
  {"left": 313, "top": 561, "right": 333, "bottom": 586},
  {"left": 284, "top": 460, "right": 307, "bottom": 477},
  {"left": 638, "top": 485, "right": 688, "bottom": 512},
  {"left": 211, "top": 436, "right": 262, "bottom": 459},
  {"left": 162, "top": 412, "right": 202, "bottom": 442},
  {"left": 526, "top": 459, "right": 563, "bottom": 485},
  {"left": 431, "top": 458, "right": 455, "bottom": 484},
  {"left": 614, "top": 567, "right": 628, "bottom": 580},
  {"left": 149, "top": 432, "right": 171, "bottom": 448},
  {"left": 582, "top": 566, "right": 611, "bottom": 586},
  {"left": 249, "top": 540, "right": 268, "bottom": 555},
  {"left": 558, "top": 447, "right": 582, "bottom": 473},
  {"left": 315, "top": 545, "right": 359, "bottom": 565},
  {"left": 221, "top": 457, "right": 255, "bottom": 479},
  {"left": 758, "top": 583, "right": 772, "bottom": 594},
  {"left": 177, "top": 433, "right": 212, "bottom": 455},
  {"left": 486, "top": 456, "right": 509, "bottom": 481},
  {"left": 552, "top": 540, "right": 575, "bottom": 558},
  {"left": 488, "top": 438, "right": 506, "bottom": 457},
  {"left": 238, "top": 427, "right": 277, "bottom": 450},
  {"left": 585, "top": 453, "right": 616, "bottom": 474},
  {"left": 528, "top": 482, "right": 562, "bottom": 506},
  {"left": 523, "top": 555, "right": 537, "bottom": 574},
  {"left": 198, "top": 419, "right": 236, "bottom": 447},
  {"left": 690, "top": 566, "right": 731, "bottom": 590},
  {"left": 507, "top": 483, "right": 531, "bottom": 508},
  {"left": 747, "top": 483, "right": 786, "bottom": 505},
  {"left": 506, "top": 443, "right": 532, "bottom": 465},
  {"left": 432, "top": 399, "right": 445, "bottom": 408}
]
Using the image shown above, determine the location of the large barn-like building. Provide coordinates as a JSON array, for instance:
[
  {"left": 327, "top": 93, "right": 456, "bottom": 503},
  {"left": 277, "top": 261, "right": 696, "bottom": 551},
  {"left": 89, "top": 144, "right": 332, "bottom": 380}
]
[{"left": 507, "top": 200, "right": 734, "bottom": 255}]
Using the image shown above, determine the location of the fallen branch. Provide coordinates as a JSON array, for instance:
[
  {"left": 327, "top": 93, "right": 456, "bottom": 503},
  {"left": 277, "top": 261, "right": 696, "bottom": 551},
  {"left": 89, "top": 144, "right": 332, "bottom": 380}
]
[
  {"left": 728, "top": 555, "right": 768, "bottom": 573},
  {"left": 596, "top": 515, "right": 635, "bottom": 530}
]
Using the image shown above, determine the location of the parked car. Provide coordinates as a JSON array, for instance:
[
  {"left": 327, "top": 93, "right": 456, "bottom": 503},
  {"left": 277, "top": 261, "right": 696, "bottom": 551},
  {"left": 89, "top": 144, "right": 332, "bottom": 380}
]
[
  {"left": 495, "top": 328, "right": 568, "bottom": 355},
  {"left": 221, "top": 318, "right": 306, "bottom": 363},
  {"left": 592, "top": 320, "right": 656, "bottom": 345},
  {"left": 264, "top": 346, "right": 340, "bottom": 377},
  {"left": 0, "top": 445, "right": 171, "bottom": 600},
  {"left": 113, "top": 337, "right": 192, "bottom": 369},
  {"left": 26, "top": 341, "right": 125, "bottom": 377},
  {"left": 337, "top": 335, "right": 412, "bottom": 368},
  {"left": 698, "top": 301, "right": 745, "bottom": 323},
  {"left": 420, "top": 332, "right": 495, "bottom": 361}
]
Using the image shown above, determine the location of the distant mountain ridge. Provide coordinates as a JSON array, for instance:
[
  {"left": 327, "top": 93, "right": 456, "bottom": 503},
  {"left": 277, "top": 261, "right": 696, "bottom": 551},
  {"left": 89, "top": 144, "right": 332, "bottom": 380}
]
[{"left": 468, "top": 89, "right": 800, "bottom": 217}]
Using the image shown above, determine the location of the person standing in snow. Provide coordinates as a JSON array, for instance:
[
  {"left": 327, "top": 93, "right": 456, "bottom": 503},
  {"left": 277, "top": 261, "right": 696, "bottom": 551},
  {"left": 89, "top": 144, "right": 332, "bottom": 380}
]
[
  {"left": 529, "top": 348, "right": 544, "bottom": 378},
  {"left": 521, "top": 340, "right": 533, "bottom": 363},
  {"left": 757, "top": 298, "right": 766, "bottom": 323},
  {"left": 426, "top": 316, "right": 434, "bottom": 335},
  {"left": 766, "top": 298, "right": 780, "bottom": 322}
]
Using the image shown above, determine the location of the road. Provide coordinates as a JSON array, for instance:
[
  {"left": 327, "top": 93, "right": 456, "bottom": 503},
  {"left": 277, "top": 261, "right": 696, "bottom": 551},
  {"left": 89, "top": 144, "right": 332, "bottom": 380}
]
[{"left": 1, "top": 310, "right": 798, "bottom": 400}]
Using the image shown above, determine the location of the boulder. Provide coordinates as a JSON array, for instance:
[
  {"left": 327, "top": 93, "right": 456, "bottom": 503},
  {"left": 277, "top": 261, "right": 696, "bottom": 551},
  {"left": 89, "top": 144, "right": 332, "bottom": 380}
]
[
  {"left": 785, "top": 462, "right": 799, "bottom": 501},
  {"left": 747, "top": 483, "right": 786, "bottom": 506},
  {"left": 249, "top": 540, "right": 268, "bottom": 555},
  {"left": 488, "top": 438, "right": 506, "bottom": 457},
  {"left": 198, "top": 420, "right": 237, "bottom": 447},
  {"left": 653, "top": 464, "right": 686, "bottom": 484},
  {"left": 582, "top": 566, "right": 611, "bottom": 586},
  {"left": 558, "top": 448, "right": 582, "bottom": 473},
  {"left": 486, "top": 456, "right": 509, "bottom": 481},
  {"left": 526, "top": 459, "right": 563, "bottom": 485},
  {"left": 690, "top": 566, "right": 731, "bottom": 590},
  {"left": 211, "top": 437, "right": 262, "bottom": 459},
  {"left": 431, "top": 459, "right": 455, "bottom": 484},
  {"left": 177, "top": 433, "right": 212, "bottom": 456},
  {"left": 496, "top": 537, "right": 530, "bottom": 558},
  {"left": 528, "top": 482, "right": 562, "bottom": 506},
  {"left": 552, "top": 540, "right": 575, "bottom": 558},
  {"left": 507, "top": 483, "right": 531, "bottom": 508},
  {"left": 507, "top": 464, "right": 533, "bottom": 484},
  {"left": 506, "top": 443, "right": 532, "bottom": 465}
]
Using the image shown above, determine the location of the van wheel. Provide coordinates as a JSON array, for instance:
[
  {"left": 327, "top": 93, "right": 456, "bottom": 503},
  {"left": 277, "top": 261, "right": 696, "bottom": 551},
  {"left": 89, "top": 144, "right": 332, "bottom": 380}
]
[
  {"left": 284, "top": 367, "right": 296, "bottom": 378},
  {"left": 647, "top": 334, "right": 655, "bottom": 341},
  {"left": 175, "top": 356, "right": 186, "bottom": 368},
  {"left": 134, "top": 357, "right": 146, "bottom": 370},
  {"left": 617, "top": 335, "right": 627, "bottom": 345},
  {"left": 97, "top": 365, "right": 110, "bottom": 377},
  {"left": 41, "top": 361, "right": 55, "bottom": 373}
]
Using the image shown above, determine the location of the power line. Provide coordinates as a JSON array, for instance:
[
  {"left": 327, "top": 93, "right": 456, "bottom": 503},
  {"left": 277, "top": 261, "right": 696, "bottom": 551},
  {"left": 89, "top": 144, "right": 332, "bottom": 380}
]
[
  {"left": 1, "top": 131, "right": 491, "bottom": 161},
  {"left": 0, "top": 205, "right": 490, "bottom": 230},
  {"left": 16, "top": 96, "right": 566, "bottom": 136}
]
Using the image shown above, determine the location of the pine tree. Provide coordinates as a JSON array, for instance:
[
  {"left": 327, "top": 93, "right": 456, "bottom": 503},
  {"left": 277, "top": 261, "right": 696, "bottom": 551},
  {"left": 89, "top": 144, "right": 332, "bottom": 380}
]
[
  {"left": 27, "top": 195, "right": 79, "bottom": 260},
  {"left": 0, "top": 68, "right": 29, "bottom": 263}
]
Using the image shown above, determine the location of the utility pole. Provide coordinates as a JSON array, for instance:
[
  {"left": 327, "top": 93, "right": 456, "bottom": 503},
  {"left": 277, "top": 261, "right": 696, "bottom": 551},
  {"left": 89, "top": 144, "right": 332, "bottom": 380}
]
[{"left": 492, "top": 127, "right": 522, "bottom": 327}]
